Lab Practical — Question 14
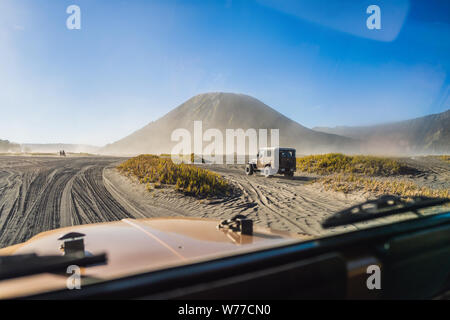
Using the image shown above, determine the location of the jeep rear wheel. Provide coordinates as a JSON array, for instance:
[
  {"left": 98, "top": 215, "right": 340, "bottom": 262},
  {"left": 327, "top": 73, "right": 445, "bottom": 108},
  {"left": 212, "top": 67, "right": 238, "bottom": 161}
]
[
  {"left": 245, "top": 164, "right": 254, "bottom": 175},
  {"left": 284, "top": 172, "right": 294, "bottom": 178}
]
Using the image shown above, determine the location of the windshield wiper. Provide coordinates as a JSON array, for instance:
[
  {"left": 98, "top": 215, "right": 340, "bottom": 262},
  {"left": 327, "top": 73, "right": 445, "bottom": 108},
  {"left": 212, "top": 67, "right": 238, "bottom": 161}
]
[
  {"left": 322, "top": 195, "right": 450, "bottom": 229},
  {"left": 0, "top": 253, "right": 107, "bottom": 281}
]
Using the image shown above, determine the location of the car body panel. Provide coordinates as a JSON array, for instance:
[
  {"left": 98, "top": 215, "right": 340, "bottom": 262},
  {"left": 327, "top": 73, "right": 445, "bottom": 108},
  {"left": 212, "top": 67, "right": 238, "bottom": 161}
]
[{"left": 0, "top": 217, "right": 302, "bottom": 299}]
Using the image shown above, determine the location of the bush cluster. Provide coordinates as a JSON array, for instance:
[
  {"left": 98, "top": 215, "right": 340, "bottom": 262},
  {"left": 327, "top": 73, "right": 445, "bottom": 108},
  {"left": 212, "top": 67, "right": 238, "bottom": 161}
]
[
  {"left": 117, "top": 154, "right": 231, "bottom": 198},
  {"left": 296, "top": 153, "right": 411, "bottom": 176},
  {"left": 318, "top": 174, "right": 449, "bottom": 199}
]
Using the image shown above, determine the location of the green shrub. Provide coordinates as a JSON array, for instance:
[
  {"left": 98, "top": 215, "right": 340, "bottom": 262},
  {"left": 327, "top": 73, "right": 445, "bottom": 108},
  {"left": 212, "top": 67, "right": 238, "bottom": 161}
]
[
  {"left": 296, "top": 153, "right": 411, "bottom": 176},
  {"left": 318, "top": 174, "right": 449, "bottom": 198},
  {"left": 117, "top": 154, "right": 231, "bottom": 198}
]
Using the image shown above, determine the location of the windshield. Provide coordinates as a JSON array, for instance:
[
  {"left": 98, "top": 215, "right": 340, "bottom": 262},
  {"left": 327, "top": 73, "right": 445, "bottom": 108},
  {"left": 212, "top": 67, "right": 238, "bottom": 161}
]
[
  {"left": 280, "top": 150, "right": 294, "bottom": 158},
  {"left": 0, "top": 0, "right": 448, "bottom": 292}
]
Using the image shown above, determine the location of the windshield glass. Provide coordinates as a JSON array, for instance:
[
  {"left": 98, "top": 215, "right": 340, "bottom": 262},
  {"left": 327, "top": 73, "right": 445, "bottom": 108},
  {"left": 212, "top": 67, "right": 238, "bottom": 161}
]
[
  {"left": 0, "top": 0, "right": 448, "bottom": 287},
  {"left": 280, "top": 150, "right": 294, "bottom": 158}
]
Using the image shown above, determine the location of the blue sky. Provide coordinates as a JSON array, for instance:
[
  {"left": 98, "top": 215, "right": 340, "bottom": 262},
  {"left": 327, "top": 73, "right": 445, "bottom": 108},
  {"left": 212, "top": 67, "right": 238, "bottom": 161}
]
[{"left": 0, "top": 0, "right": 449, "bottom": 145}]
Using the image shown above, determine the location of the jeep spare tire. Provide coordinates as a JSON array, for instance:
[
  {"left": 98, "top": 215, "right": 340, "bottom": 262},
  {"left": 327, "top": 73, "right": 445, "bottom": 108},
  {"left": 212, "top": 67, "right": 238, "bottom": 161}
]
[{"left": 245, "top": 164, "right": 254, "bottom": 175}]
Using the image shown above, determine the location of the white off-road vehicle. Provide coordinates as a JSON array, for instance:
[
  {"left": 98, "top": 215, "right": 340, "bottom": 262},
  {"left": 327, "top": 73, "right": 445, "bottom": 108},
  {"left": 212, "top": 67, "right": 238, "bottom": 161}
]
[{"left": 245, "top": 147, "right": 296, "bottom": 178}]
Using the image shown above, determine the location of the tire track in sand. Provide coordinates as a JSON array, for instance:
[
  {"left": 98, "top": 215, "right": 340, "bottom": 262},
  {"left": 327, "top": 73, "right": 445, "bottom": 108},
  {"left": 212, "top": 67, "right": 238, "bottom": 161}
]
[{"left": 0, "top": 156, "right": 137, "bottom": 248}]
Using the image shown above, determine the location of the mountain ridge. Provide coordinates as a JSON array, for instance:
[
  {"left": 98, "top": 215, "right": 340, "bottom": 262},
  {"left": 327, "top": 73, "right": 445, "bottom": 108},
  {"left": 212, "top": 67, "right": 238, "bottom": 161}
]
[
  {"left": 100, "top": 92, "right": 359, "bottom": 156},
  {"left": 313, "top": 109, "right": 450, "bottom": 154}
]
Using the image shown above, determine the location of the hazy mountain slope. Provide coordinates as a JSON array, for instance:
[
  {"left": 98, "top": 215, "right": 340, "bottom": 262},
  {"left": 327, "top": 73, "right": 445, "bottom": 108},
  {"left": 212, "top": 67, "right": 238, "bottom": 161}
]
[
  {"left": 0, "top": 140, "right": 21, "bottom": 153},
  {"left": 101, "top": 92, "right": 359, "bottom": 156},
  {"left": 314, "top": 110, "right": 450, "bottom": 154}
]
